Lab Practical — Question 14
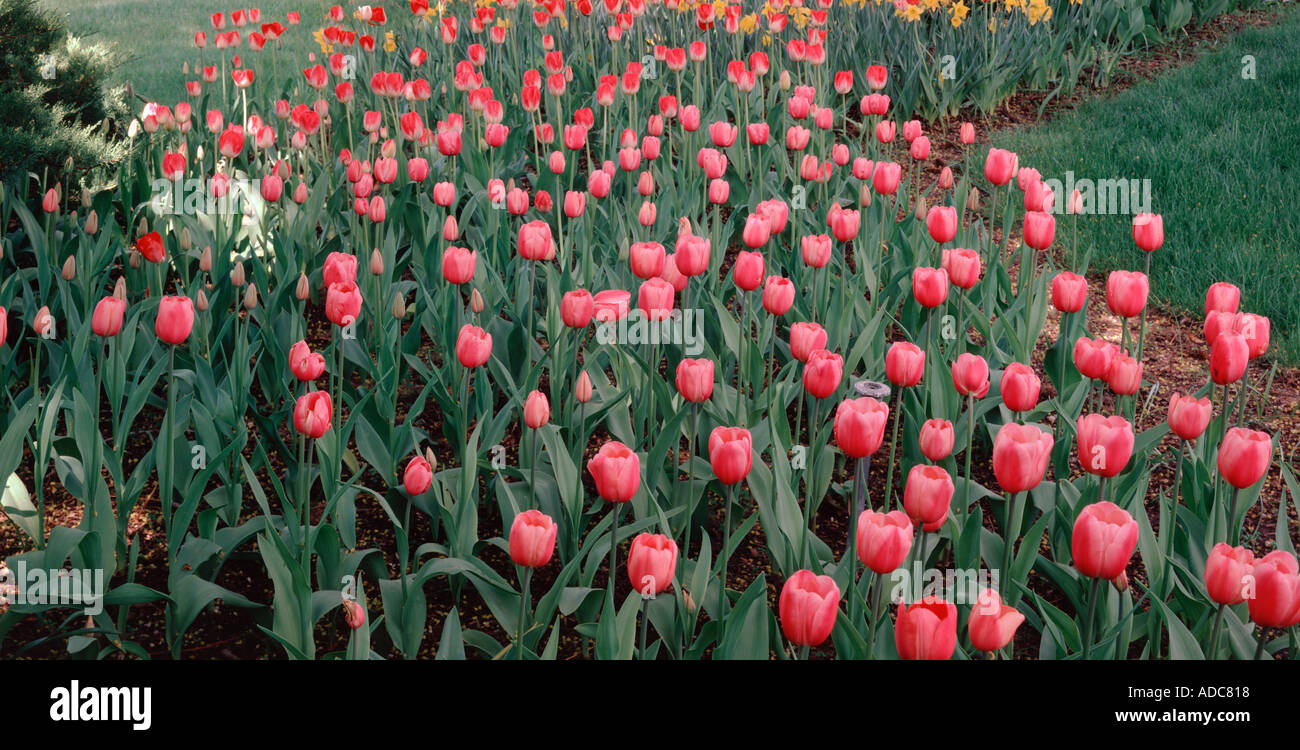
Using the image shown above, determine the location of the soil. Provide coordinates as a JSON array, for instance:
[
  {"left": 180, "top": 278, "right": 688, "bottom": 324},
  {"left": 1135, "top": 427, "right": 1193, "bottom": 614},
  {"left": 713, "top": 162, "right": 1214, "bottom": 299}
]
[{"left": 2, "top": 7, "right": 1296, "bottom": 660}]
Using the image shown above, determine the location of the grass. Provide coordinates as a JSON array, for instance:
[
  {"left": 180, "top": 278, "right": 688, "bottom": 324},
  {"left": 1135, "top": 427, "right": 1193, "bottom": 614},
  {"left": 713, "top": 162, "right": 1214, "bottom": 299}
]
[
  {"left": 43, "top": 0, "right": 319, "bottom": 103},
  {"left": 993, "top": 5, "right": 1300, "bottom": 364}
]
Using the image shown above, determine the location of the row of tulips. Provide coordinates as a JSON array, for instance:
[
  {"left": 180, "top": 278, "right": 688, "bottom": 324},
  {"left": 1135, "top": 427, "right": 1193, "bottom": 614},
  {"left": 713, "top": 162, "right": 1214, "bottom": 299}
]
[{"left": 0, "top": 1, "right": 1296, "bottom": 659}]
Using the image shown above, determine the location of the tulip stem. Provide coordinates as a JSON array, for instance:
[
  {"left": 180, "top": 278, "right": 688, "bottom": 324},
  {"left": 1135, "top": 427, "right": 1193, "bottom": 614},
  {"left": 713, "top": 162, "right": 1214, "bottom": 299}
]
[
  {"left": 882, "top": 389, "right": 901, "bottom": 512},
  {"left": 608, "top": 503, "right": 622, "bottom": 598},
  {"left": 683, "top": 403, "right": 700, "bottom": 557},
  {"left": 639, "top": 595, "right": 650, "bottom": 660},
  {"left": 1226, "top": 487, "right": 1241, "bottom": 546},
  {"left": 517, "top": 566, "right": 532, "bottom": 661},
  {"left": 1136, "top": 251, "right": 1151, "bottom": 362},
  {"left": 868, "top": 571, "right": 883, "bottom": 657},
  {"left": 529, "top": 428, "right": 539, "bottom": 512},
  {"left": 1207, "top": 602, "right": 1226, "bottom": 661},
  {"left": 1000, "top": 491, "right": 1019, "bottom": 592},
  {"left": 721, "top": 484, "right": 734, "bottom": 618},
  {"left": 1253, "top": 629, "right": 1267, "bottom": 661},
  {"left": 1082, "top": 577, "right": 1100, "bottom": 660},
  {"left": 962, "top": 393, "right": 974, "bottom": 524}
]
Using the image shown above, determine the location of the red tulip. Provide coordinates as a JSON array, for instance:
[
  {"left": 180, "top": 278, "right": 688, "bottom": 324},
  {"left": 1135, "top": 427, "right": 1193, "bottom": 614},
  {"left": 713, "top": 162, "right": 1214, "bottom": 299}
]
[
  {"left": 524, "top": 390, "right": 550, "bottom": 429},
  {"left": 741, "top": 214, "right": 771, "bottom": 249},
  {"left": 561, "top": 289, "right": 595, "bottom": 328},
  {"left": 509, "top": 509, "right": 558, "bottom": 568},
  {"left": 325, "top": 281, "right": 363, "bottom": 326},
  {"left": 587, "top": 440, "right": 641, "bottom": 503},
  {"left": 803, "top": 349, "right": 843, "bottom": 399},
  {"left": 592, "top": 289, "right": 631, "bottom": 322},
  {"left": 1217, "top": 427, "right": 1272, "bottom": 489},
  {"left": 1246, "top": 550, "right": 1300, "bottom": 628},
  {"left": 1077, "top": 414, "right": 1135, "bottom": 478},
  {"left": 789, "top": 322, "right": 828, "bottom": 363},
  {"left": 1022, "top": 211, "right": 1055, "bottom": 250},
  {"left": 762, "top": 276, "right": 795, "bottom": 315},
  {"left": 637, "top": 277, "right": 676, "bottom": 321},
  {"left": 630, "top": 241, "right": 666, "bottom": 279},
  {"left": 455, "top": 323, "right": 492, "bottom": 368},
  {"left": 992, "top": 423, "right": 1053, "bottom": 493},
  {"left": 402, "top": 456, "right": 433, "bottom": 495},
  {"left": 323, "top": 251, "right": 358, "bottom": 286},
  {"left": 800, "top": 234, "right": 832, "bottom": 269},
  {"left": 1073, "top": 337, "right": 1117, "bottom": 380},
  {"left": 833, "top": 397, "right": 889, "bottom": 459},
  {"left": 1105, "top": 270, "right": 1148, "bottom": 318},
  {"left": 856, "top": 509, "right": 913, "bottom": 574},
  {"left": 999, "top": 363, "right": 1040, "bottom": 412},
  {"left": 903, "top": 464, "right": 953, "bottom": 531},
  {"left": 91, "top": 296, "right": 126, "bottom": 338},
  {"left": 779, "top": 570, "right": 840, "bottom": 647},
  {"left": 136, "top": 231, "right": 166, "bottom": 263},
  {"left": 1204, "top": 282, "right": 1240, "bottom": 314},
  {"left": 885, "top": 341, "right": 925, "bottom": 387},
  {"left": 1132, "top": 213, "right": 1163, "bottom": 252},
  {"left": 941, "top": 248, "right": 981, "bottom": 290},
  {"left": 1167, "top": 392, "right": 1212, "bottom": 441},
  {"left": 289, "top": 340, "right": 326, "bottom": 381},
  {"left": 675, "top": 358, "right": 715, "bottom": 402},
  {"left": 708, "top": 427, "right": 753, "bottom": 484},
  {"left": 1051, "top": 271, "right": 1087, "bottom": 313},
  {"left": 293, "top": 390, "right": 333, "bottom": 438},
  {"left": 925, "top": 206, "right": 957, "bottom": 244},
  {"left": 895, "top": 599, "right": 958, "bottom": 660},
  {"left": 1210, "top": 331, "right": 1248, "bottom": 385},
  {"left": 1106, "top": 353, "right": 1142, "bottom": 396},
  {"left": 911, "top": 267, "right": 949, "bottom": 308},
  {"left": 674, "top": 234, "right": 711, "bottom": 277},
  {"left": 155, "top": 296, "right": 195, "bottom": 344},
  {"left": 968, "top": 589, "right": 1024, "bottom": 652},
  {"left": 1204, "top": 543, "right": 1255, "bottom": 606},
  {"left": 627, "top": 533, "right": 678, "bottom": 595},
  {"left": 951, "top": 353, "right": 989, "bottom": 398},
  {"left": 1071, "top": 501, "right": 1138, "bottom": 579},
  {"left": 872, "top": 161, "right": 901, "bottom": 194},
  {"left": 518, "top": 220, "right": 553, "bottom": 260},
  {"left": 441, "top": 246, "right": 476, "bottom": 285},
  {"left": 984, "top": 148, "right": 1016, "bottom": 186},
  {"left": 733, "top": 250, "right": 765, "bottom": 291},
  {"left": 919, "top": 419, "right": 954, "bottom": 461}
]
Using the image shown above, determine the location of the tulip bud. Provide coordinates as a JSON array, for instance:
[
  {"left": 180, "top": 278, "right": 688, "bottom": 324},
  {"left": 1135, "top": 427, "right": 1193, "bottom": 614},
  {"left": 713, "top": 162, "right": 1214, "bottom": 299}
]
[
  {"left": 914, "top": 196, "right": 927, "bottom": 221},
  {"left": 859, "top": 183, "right": 872, "bottom": 207},
  {"left": 575, "top": 370, "right": 593, "bottom": 403},
  {"left": 370, "top": 248, "right": 383, "bottom": 275},
  {"left": 137, "top": 216, "right": 149, "bottom": 235},
  {"left": 113, "top": 277, "right": 127, "bottom": 300},
  {"left": 81, "top": 188, "right": 93, "bottom": 208},
  {"left": 1112, "top": 571, "right": 1129, "bottom": 592},
  {"left": 243, "top": 283, "right": 258, "bottom": 310},
  {"left": 179, "top": 227, "right": 192, "bottom": 251},
  {"left": 295, "top": 272, "right": 310, "bottom": 300},
  {"left": 196, "top": 288, "right": 210, "bottom": 310},
  {"left": 470, "top": 288, "right": 484, "bottom": 314},
  {"left": 84, "top": 210, "right": 98, "bottom": 235},
  {"left": 424, "top": 447, "right": 437, "bottom": 473},
  {"left": 230, "top": 261, "right": 246, "bottom": 287},
  {"left": 61, "top": 256, "right": 76, "bottom": 281},
  {"left": 392, "top": 292, "right": 406, "bottom": 319},
  {"left": 200, "top": 246, "right": 213, "bottom": 271},
  {"left": 682, "top": 588, "right": 696, "bottom": 613},
  {"left": 779, "top": 70, "right": 791, "bottom": 90},
  {"left": 128, "top": 250, "right": 142, "bottom": 268}
]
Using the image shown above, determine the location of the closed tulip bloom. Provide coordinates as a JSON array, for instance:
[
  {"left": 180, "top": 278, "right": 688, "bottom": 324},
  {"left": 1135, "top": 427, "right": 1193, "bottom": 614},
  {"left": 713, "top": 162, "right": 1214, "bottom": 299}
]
[
  {"left": 834, "top": 397, "right": 889, "bottom": 459},
  {"left": 886, "top": 341, "right": 925, "bottom": 387},
  {"left": 1217, "top": 427, "right": 1272, "bottom": 489},
  {"left": 912, "top": 267, "right": 949, "bottom": 308},
  {"left": 903, "top": 464, "right": 954, "bottom": 530},
  {"left": 895, "top": 599, "right": 958, "bottom": 660},
  {"left": 872, "top": 161, "right": 902, "bottom": 195},
  {"left": 1051, "top": 271, "right": 1088, "bottom": 313},
  {"left": 789, "top": 322, "right": 828, "bottom": 363},
  {"left": 1210, "top": 331, "right": 1249, "bottom": 385},
  {"left": 1077, "top": 414, "right": 1135, "bottom": 478},
  {"left": 518, "top": 220, "right": 553, "bottom": 260},
  {"left": 1204, "top": 282, "right": 1240, "bottom": 314},
  {"left": 779, "top": 570, "right": 841, "bottom": 647},
  {"left": 155, "top": 296, "right": 195, "bottom": 344},
  {"left": 637, "top": 278, "right": 676, "bottom": 321},
  {"left": 325, "top": 281, "right": 363, "bottom": 326},
  {"left": 1073, "top": 337, "right": 1117, "bottom": 380},
  {"left": 627, "top": 533, "right": 679, "bottom": 595},
  {"left": 575, "top": 371, "right": 593, "bottom": 403},
  {"left": 992, "top": 423, "right": 1053, "bottom": 493},
  {"left": 629, "top": 241, "right": 666, "bottom": 279},
  {"left": 32, "top": 306, "right": 53, "bottom": 337},
  {"left": 136, "top": 231, "right": 166, "bottom": 263},
  {"left": 323, "top": 251, "right": 358, "bottom": 287},
  {"left": 856, "top": 509, "right": 913, "bottom": 575},
  {"left": 1203, "top": 311, "right": 1240, "bottom": 348},
  {"left": 455, "top": 324, "right": 492, "bottom": 368},
  {"left": 293, "top": 390, "right": 333, "bottom": 438},
  {"left": 593, "top": 289, "right": 631, "bottom": 322},
  {"left": 733, "top": 250, "right": 765, "bottom": 291},
  {"left": 940, "top": 248, "right": 981, "bottom": 290},
  {"left": 742, "top": 214, "right": 771, "bottom": 248},
  {"left": 709, "top": 427, "right": 753, "bottom": 484},
  {"left": 984, "top": 148, "right": 1016, "bottom": 186},
  {"left": 509, "top": 509, "right": 558, "bottom": 568},
  {"left": 1167, "top": 392, "right": 1212, "bottom": 441},
  {"left": 1000, "top": 363, "right": 1040, "bottom": 412},
  {"left": 91, "top": 296, "right": 126, "bottom": 337},
  {"left": 968, "top": 589, "right": 1025, "bottom": 653},
  {"left": 441, "top": 245, "right": 476, "bottom": 284},
  {"left": 926, "top": 206, "right": 957, "bottom": 244},
  {"left": 800, "top": 234, "right": 833, "bottom": 268},
  {"left": 1022, "top": 211, "right": 1055, "bottom": 250},
  {"left": 402, "top": 456, "right": 433, "bottom": 495},
  {"left": 524, "top": 390, "right": 550, "bottom": 429},
  {"left": 829, "top": 207, "right": 860, "bottom": 242},
  {"left": 1246, "top": 551, "right": 1300, "bottom": 628},
  {"left": 1239, "top": 313, "right": 1270, "bottom": 359},
  {"left": 1132, "top": 213, "right": 1163, "bottom": 252},
  {"left": 288, "top": 340, "right": 326, "bottom": 381},
  {"left": 803, "top": 349, "right": 843, "bottom": 399},
  {"left": 1106, "top": 271, "right": 1148, "bottom": 318},
  {"left": 951, "top": 353, "right": 990, "bottom": 398},
  {"left": 1071, "top": 501, "right": 1139, "bottom": 579},
  {"left": 919, "top": 419, "right": 955, "bottom": 461},
  {"left": 1106, "top": 353, "right": 1142, "bottom": 396},
  {"left": 675, "top": 357, "right": 715, "bottom": 403},
  {"left": 674, "top": 234, "right": 711, "bottom": 277},
  {"left": 1204, "top": 543, "right": 1255, "bottom": 606},
  {"left": 587, "top": 440, "right": 641, "bottom": 503},
  {"left": 561, "top": 289, "right": 595, "bottom": 328},
  {"left": 762, "top": 276, "right": 795, "bottom": 315}
]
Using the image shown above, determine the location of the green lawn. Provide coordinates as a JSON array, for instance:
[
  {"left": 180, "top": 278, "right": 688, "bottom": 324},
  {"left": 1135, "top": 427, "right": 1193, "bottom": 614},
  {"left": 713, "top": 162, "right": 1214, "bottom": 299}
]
[
  {"left": 993, "top": 5, "right": 1300, "bottom": 363},
  {"left": 44, "top": 0, "right": 318, "bottom": 103}
]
